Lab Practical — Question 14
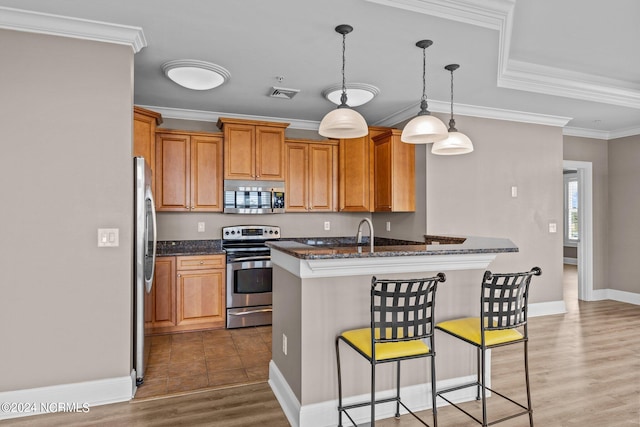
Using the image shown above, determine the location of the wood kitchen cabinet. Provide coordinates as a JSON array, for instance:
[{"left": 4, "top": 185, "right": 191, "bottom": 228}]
[
  {"left": 133, "top": 106, "right": 162, "bottom": 193},
  {"left": 372, "top": 129, "right": 415, "bottom": 212},
  {"left": 147, "top": 255, "right": 226, "bottom": 334},
  {"left": 338, "top": 126, "right": 391, "bottom": 212},
  {"left": 176, "top": 255, "right": 226, "bottom": 330},
  {"left": 217, "top": 117, "right": 289, "bottom": 180},
  {"left": 155, "top": 130, "right": 223, "bottom": 212},
  {"left": 145, "top": 256, "right": 176, "bottom": 332},
  {"left": 285, "top": 139, "right": 338, "bottom": 212}
]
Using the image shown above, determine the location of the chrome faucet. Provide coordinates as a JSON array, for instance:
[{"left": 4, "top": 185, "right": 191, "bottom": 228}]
[{"left": 356, "top": 218, "right": 374, "bottom": 253}]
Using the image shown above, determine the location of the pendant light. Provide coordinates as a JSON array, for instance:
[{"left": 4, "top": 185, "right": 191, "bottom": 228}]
[
  {"left": 432, "top": 64, "right": 474, "bottom": 155},
  {"left": 318, "top": 25, "right": 368, "bottom": 139},
  {"left": 401, "top": 40, "right": 448, "bottom": 144}
]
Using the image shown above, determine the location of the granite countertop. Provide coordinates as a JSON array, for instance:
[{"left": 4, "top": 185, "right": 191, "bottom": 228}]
[
  {"left": 266, "top": 235, "right": 518, "bottom": 260},
  {"left": 156, "top": 240, "right": 224, "bottom": 256}
]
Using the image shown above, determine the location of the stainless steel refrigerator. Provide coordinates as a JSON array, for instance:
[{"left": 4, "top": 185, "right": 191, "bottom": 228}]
[{"left": 133, "top": 157, "right": 157, "bottom": 386}]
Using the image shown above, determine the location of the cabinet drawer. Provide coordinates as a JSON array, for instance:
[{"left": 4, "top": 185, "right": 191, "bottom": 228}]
[{"left": 176, "top": 255, "right": 225, "bottom": 270}]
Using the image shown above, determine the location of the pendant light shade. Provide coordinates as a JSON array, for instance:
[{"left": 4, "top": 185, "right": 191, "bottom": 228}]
[
  {"left": 401, "top": 40, "right": 448, "bottom": 144},
  {"left": 319, "top": 25, "right": 368, "bottom": 139},
  {"left": 432, "top": 64, "right": 473, "bottom": 155}
]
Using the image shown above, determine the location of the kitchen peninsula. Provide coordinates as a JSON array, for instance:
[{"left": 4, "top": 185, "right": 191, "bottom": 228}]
[{"left": 266, "top": 235, "right": 517, "bottom": 427}]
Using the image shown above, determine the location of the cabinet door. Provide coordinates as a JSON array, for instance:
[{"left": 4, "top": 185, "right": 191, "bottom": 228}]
[
  {"left": 308, "top": 143, "right": 337, "bottom": 211},
  {"left": 155, "top": 133, "right": 190, "bottom": 211},
  {"left": 224, "top": 123, "right": 255, "bottom": 179},
  {"left": 285, "top": 142, "right": 308, "bottom": 212},
  {"left": 151, "top": 257, "right": 176, "bottom": 328},
  {"left": 339, "top": 136, "right": 372, "bottom": 211},
  {"left": 133, "top": 111, "right": 155, "bottom": 164},
  {"left": 374, "top": 137, "right": 393, "bottom": 211},
  {"left": 256, "top": 126, "right": 285, "bottom": 180},
  {"left": 191, "top": 135, "right": 223, "bottom": 211},
  {"left": 176, "top": 269, "right": 225, "bottom": 328}
]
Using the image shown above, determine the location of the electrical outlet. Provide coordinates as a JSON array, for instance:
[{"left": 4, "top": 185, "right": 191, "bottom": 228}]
[
  {"left": 324, "top": 221, "right": 330, "bottom": 231},
  {"left": 386, "top": 221, "right": 391, "bottom": 232},
  {"left": 282, "top": 334, "right": 288, "bottom": 355},
  {"left": 198, "top": 222, "right": 205, "bottom": 232},
  {"left": 511, "top": 186, "right": 518, "bottom": 198}
]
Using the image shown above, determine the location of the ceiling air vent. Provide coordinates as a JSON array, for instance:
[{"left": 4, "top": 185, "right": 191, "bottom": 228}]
[{"left": 268, "top": 86, "right": 300, "bottom": 100}]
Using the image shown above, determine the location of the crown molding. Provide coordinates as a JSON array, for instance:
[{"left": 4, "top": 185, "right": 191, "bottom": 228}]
[
  {"left": 0, "top": 6, "right": 146, "bottom": 52},
  {"left": 363, "top": 0, "right": 515, "bottom": 30},
  {"left": 141, "top": 105, "right": 319, "bottom": 131},
  {"left": 374, "top": 99, "right": 571, "bottom": 128},
  {"left": 562, "top": 127, "right": 611, "bottom": 140},
  {"left": 499, "top": 60, "right": 640, "bottom": 109}
]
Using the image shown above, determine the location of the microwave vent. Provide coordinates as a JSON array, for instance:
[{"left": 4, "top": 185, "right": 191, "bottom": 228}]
[{"left": 268, "top": 86, "right": 300, "bottom": 100}]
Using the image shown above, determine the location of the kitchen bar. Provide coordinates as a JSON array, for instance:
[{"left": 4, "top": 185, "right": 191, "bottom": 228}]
[{"left": 266, "top": 235, "right": 518, "bottom": 427}]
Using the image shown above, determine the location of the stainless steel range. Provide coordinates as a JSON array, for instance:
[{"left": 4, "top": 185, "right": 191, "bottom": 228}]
[{"left": 222, "top": 225, "right": 280, "bottom": 328}]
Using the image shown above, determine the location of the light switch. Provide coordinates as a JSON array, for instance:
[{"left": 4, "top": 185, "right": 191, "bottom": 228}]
[
  {"left": 549, "top": 223, "right": 557, "bottom": 233},
  {"left": 511, "top": 186, "right": 518, "bottom": 198},
  {"left": 198, "top": 222, "right": 205, "bottom": 233},
  {"left": 98, "top": 228, "right": 119, "bottom": 247}
]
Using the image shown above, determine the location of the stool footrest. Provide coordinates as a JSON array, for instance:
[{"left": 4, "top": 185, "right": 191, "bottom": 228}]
[
  {"left": 339, "top": 397, "right": 432, "bottom": 427},
  {"left": 436, "top": 382, "right": 532, "bottom": 425}
]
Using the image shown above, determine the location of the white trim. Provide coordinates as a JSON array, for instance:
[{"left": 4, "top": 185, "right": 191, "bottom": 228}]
[
  {"left": 0, "top": 6, "right": 145, "bottom": 52},
  {"left": 563, "top": 257, "right": 577, "bottom": 265},
  {"left": 563, "top": 127, "right": 611, "bottom": 140},
  {"left": 592, "top": 289, "right": 640, "bottom": 306},
  {"left": 374, "top": 99, "right": 571, "bottom": 129},
  {"left": 0, "top": 375, "right": 133, "bottom": 420},
  {"left": 140, "top": 105, "right": 318, "bottom": 131},
  {"left": 271, "top": 249, "right": 498, "bottom": 279},
  {"left": 528, "top": 300, "right": 567, "bottom": 317},
  {"left": 609, "top": 126, "right": 640, "bottom": 140},
  {"left": 269, "top": 360, "right": 481, "bottom": 427},
  {"left": 563, "top": 161, "right": 594, "bottom": 302},
  {"left": 363, "top": 0, "right": 515, "bottom": 31}
]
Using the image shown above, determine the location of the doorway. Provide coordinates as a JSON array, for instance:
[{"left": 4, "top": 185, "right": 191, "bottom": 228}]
[{"left": 562, "top": 160, "right": 594, "bottom": 302}]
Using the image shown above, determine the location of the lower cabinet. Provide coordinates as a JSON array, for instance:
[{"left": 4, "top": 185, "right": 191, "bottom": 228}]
[{"left": 146, "top": 255, "right": 226, "bottom": 334}]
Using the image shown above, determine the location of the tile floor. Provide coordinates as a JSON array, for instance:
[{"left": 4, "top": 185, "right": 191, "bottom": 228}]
[{"left": 135, "top": 326, "right": 272, "bottom": 400}]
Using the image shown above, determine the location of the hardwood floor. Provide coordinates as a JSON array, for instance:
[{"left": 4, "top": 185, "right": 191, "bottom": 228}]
[{"left": 7, "top": 265, "right": 640, "bottom": 426}]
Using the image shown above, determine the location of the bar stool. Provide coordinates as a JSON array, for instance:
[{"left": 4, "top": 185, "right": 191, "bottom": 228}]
[
  {"left": 335, "top": 273, "right": 446, "bottom": 427},
  {"left": 435, "top": 267, "right": 542, "bottom": 427}
]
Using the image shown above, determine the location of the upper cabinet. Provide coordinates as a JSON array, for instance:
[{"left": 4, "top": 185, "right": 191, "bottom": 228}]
[
  {"left": 217, "top": 117, "right": 289, "bottom": 180},
  {"left": 372, "top": 129, "right": 415, "bottom": 212},
  {"left": 338, "top": 126, "right": 390, "bottom": 212},
  {"left": 155, "top": 130, "right": 223, "bottom": 212},
  {"left": 133, "top": 106, "right": 163, "bottom": 162},
  {"left": 285, "top": 139, "right": 338, "bottom": 212}
]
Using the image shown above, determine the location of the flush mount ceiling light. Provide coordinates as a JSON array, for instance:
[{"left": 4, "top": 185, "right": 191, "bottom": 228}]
[
  {"left": 322, "top": 83, "right": 380, "bottom": 107},
  {"left": 401, "top": 40, "right": 448, "bottom": 144},
  {"left": 162, "top": 59, "right": 230, "bottom": 90},
  {"left": 432, "top": 64, "right": 474, "bottom": 155},
  {"left": 318, "top": 24, "right": 368, "bottom": 139}
]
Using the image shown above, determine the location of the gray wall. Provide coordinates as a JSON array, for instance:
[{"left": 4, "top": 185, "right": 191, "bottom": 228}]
[
  {"left": 563, "top": 135, "right": 609, "bottom": 289},
  {"left": 0, "top": 30, "right": 134, "bottom": 391},
  {"left": 424, "top": 114, "right": 564, "bottom": 304},
  {"left": 608, "top": 134, "right": 640, "bottom": 294}
]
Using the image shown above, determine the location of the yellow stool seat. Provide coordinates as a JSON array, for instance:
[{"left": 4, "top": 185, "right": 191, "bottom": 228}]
[
  {"left": 341, "top": 328, "right": 430, "bottom": 361},
  {"left": 436, "top": 317, "right": 523, "bottom": 346}
]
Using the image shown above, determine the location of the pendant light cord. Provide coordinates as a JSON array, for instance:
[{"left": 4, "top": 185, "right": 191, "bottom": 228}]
[
  {"left": 340, "top": 31, "right": 347, "bottom": 106},
  {"left": 448, "top": 66, "right": 457, "bottom": 131}
]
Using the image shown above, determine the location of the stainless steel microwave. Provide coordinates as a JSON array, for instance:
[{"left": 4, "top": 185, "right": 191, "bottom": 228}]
[{"left": 223, "top": 180, "right": 285, "bottom": 214}]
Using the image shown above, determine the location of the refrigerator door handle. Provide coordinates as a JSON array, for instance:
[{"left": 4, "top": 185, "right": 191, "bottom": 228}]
[{"left": 144, "top": 186, "right": 157, "bottom": 294}]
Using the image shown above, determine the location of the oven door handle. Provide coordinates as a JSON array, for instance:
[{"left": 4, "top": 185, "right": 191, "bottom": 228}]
[
  {"left": 228, "top": 308, "right": 273, "bottom": 316},
  {"left": 229, "top": 256, "right": 271, "bottom": 262}
]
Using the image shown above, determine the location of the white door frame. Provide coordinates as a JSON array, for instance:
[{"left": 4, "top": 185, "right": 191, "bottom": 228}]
[{"left": 563, "top": 160, "right": 594, "bottom": 301}]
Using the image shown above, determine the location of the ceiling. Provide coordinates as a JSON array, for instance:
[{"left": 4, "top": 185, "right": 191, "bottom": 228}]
[{"left": 1, "top": 0, "right": 638, "bottom": 139}]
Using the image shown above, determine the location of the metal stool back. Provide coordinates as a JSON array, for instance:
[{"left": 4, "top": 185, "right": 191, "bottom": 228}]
[
  {"left": 336, "top": 273, "right": 446, "bottom": 427},
  {"left": 435, "top": 266, "right": 541, "bottom": 426}
]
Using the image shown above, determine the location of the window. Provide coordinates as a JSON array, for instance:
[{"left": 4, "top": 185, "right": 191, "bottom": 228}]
[{"left": 564, "top": 172, "right": 579, "bottom": 245}]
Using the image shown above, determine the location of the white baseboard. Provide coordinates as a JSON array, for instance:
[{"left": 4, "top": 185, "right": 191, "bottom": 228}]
[
  {"left": 269, "top": 360, "right": 478, "bottom": 427},
  {"left": 0, "top": 374, "right": 133, "bottom": 420},
  {"left": 592, "top": 288, "right": 640, "bottom": 305},
  {"left": 528, "top": 300, "right": 567, "bottom": 317},
  {"left": 563, "top": 257, "right": 578, "bottom": 265}
]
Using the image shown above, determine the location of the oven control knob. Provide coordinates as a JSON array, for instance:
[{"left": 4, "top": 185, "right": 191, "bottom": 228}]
[
  {"left": 231, "top": 230, "right": 235, "bottom": 235},
  {"left": 225, "top": 231, "right": 229, "bottom": 235},
  {"left": 274, "top": 230, "right": 279, "bottom": 235},
  {"left": 269, "top": 230, "right": 273, "bottom": 234}
]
